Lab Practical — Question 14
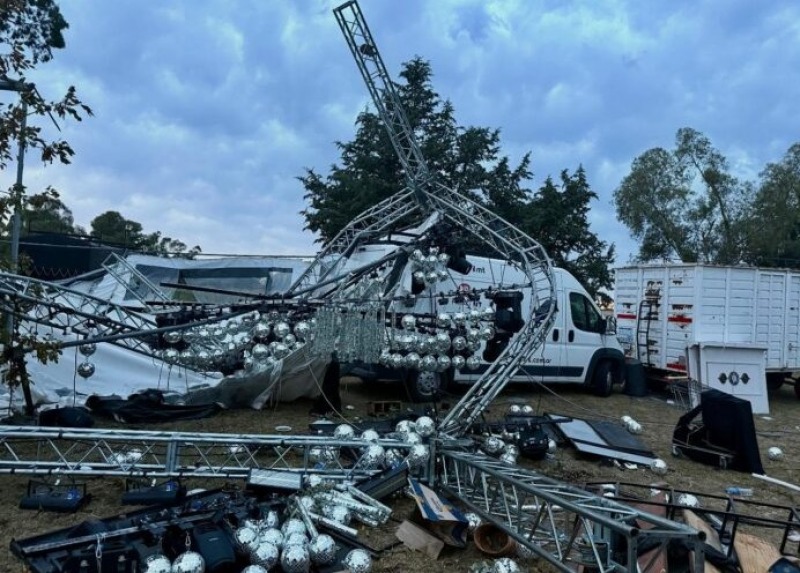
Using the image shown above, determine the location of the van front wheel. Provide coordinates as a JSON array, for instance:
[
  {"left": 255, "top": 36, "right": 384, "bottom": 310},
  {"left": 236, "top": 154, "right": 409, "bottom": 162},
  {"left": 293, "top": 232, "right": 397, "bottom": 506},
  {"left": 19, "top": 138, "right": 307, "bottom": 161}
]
[
  {"left": 403, "top": 369, "right": 450, "bottom": 403},
  {"left": 592, "top": 360, "right": 615, "bottom": 397}
]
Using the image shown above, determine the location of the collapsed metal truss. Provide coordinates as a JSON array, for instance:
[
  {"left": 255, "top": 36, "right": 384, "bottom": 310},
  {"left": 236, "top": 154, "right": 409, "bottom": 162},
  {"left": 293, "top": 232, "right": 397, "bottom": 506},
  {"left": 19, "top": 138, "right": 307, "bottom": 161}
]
[
  {"left": 332, "top": 0, "right": 557, "bottom": 437},
  {"left": 0, "top": 425, "right": 411, "bottom": 480},
  {"left": 439, "top": 451, "right": 704, "bottom": 572}
]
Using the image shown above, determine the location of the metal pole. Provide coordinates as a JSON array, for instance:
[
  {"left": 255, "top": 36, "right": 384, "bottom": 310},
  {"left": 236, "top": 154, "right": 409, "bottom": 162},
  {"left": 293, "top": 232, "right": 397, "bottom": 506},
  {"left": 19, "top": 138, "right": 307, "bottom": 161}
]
[{"left": 9, "top": 99, "right": 26, "bottom": 273}]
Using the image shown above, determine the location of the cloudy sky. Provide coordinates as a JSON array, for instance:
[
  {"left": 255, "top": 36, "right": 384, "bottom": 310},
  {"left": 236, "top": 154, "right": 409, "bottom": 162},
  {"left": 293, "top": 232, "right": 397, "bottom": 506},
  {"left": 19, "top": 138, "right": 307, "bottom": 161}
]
[{"left": 5, "top": 0, "right": 800, "bottom": 264}]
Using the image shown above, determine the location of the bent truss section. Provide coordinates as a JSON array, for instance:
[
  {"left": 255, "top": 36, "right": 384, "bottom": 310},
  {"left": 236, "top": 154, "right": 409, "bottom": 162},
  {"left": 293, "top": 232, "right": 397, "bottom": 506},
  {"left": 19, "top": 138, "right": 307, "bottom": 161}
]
[{"left": 439, "top": 451, "right": 704, "bottom": 573}]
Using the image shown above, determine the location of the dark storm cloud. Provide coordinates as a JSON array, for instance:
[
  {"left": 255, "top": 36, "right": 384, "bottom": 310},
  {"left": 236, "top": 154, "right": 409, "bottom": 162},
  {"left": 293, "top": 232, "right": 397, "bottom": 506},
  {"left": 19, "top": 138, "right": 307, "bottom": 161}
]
[{"left": 5, "top": 0, "right": 800, "bottom": 262}]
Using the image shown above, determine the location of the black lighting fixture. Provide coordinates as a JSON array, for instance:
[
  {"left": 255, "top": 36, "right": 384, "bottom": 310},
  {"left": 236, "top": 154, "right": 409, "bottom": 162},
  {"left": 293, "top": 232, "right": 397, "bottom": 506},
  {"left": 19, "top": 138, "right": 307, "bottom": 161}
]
[{"left": 445, "top": 246, "right": 473, "bottom": 275}]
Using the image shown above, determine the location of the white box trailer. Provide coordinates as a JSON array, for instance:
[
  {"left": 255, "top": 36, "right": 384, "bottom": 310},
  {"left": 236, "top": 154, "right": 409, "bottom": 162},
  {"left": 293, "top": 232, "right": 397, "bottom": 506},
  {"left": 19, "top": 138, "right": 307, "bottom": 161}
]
[{"left": 614, "top": 263, "right": 800, "bottom": 399}]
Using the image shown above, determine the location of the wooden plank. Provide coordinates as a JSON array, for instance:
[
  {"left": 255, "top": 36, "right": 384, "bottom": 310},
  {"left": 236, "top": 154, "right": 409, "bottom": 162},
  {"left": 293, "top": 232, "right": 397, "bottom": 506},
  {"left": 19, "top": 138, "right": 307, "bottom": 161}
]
[
  {"left": 733, "top": 531, "right": 782, "bottom": 573},
  {"left": 627, "top": 491, "right": 668, "bottom": 573},
  {"left": 682, "top": 509, "right": 722, "bottom": 573}
]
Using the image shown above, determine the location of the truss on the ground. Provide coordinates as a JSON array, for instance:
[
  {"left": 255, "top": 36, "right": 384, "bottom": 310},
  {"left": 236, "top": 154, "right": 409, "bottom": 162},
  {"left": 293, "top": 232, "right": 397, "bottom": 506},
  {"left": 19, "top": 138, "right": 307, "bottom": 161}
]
[
  {"left": 439, "top": 451, "right": 704, "bottom": 572},
  {"left": 0, "top": 425, "right": 412, "bottom": 480}
]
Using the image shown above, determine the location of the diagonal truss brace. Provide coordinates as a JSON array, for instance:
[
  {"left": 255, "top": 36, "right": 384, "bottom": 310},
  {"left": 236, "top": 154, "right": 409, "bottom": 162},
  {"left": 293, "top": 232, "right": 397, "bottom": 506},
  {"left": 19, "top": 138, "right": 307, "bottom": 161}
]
[{"left": 439, "top": 451, "right": 704, "bottom": 573}]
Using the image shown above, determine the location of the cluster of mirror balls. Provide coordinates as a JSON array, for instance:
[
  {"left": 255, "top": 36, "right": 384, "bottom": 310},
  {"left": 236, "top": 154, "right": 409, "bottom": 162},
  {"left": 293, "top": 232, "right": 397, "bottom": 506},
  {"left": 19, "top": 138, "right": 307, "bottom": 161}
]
[{"left": 379, "top": 308, "right": 496, "bottom": 374}]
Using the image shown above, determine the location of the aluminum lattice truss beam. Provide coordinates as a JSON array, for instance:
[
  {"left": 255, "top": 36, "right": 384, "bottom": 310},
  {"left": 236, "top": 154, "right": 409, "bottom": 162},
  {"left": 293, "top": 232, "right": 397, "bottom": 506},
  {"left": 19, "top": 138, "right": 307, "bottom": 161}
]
[
  {"left": 0, "top": 426, "right": 413, "bottom": 480},
  {"left": 439, "top": 451, "right": 704, "bottom": 573}
]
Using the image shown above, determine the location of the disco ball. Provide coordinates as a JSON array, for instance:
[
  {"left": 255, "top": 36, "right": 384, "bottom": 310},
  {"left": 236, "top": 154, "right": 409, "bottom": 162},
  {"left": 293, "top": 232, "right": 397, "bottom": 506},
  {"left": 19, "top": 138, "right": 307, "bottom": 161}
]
[
  {"left": 405, "top": 432, "right": 422, "bottom": 446},
  {"left": 465, "top": 512, "right": 482, "bottom": 532},
  {"left": 405, "top": 444, "right": 430, "bottom": 468},
  {"left": 504, "top": 444, "right": 519, "bottom": 457},
  {"left": 507, "top": 404, "right": 522, "bottom": 415},
  {"left": 434, "top": 332, "right": 451, "bottom": 352},
  {"left": 281, "top": 518, "right": 306, "bottom": 537},
  {"left": 294, "top": 321, "right": 311, "bottom": 340},
  {"left": 650, "top": 458, "right": 668, "bottom": 475},
  {"left": 468, "top": 309, "right": 482, "bottom": 324},
  {"left": 306, "top": 474, "right": 324, "bottom": 488},
  {"left": 521, "top": 405, "right": 534, "bottom": 415},
  {"left": 466, "top": 328, "right": 481, "bottom": 342},
  {"left": 164, "top": 330, "right": 182, "bottom": 345},
  {"left": 626, "top": 421, "right": 643, "bottom": 434},
  {"left": 413, "top": 270, "right": 426, "bottom": 284},
  {"left": 404, "top": 352, "right": 421, "bottom": 370},
  {"left": 452, "top": 355, "right": 466, "bottom": 370},
  {"left": 309, "top": 534, "right": 337, "bottom": 565},
  {"left": 425, "top": 270, "right": 439, "bottom": 284},
  {"left": 401, "top": 314, "right": 416, "bottom": 330},
  {"left": 621, "top": 415, "right": 632, "bottom": 425},
  {"left": 264, "top": 509, "right": 280, "bottom": 529},
  {"left": 360, "top": 429, "right": 380, "bottom": 443},
  {"left": 482, "top": 306, "right": 495, "bottom": 320},
  {"left": 437, "top": 252, "right": 450, "bottom": 265},
  {"left": 285, "top": 532, "right": 308, "bottom": 548},
  {"left": 768, "top": 446, "right": 784, "bottom": 461},
  {"left": 297, "top": 496, "right": 315, "bottom": 512},
  {"left": 415, "top": 416, "right": 435, "bottom": 437},
  {"left": 452, "top": 336, "right": 467, "bottom": 351},
  {"left": 235, "top": 527, "right": 259, "bottom": 553},
  {"left": 465, "top": 355, "right": 481, "bottom": 369},
  {"left": 78, "top": 342, "right": 96, "bottom": 357},
  {"left": 411, "top": 249, "right": 424, "bottom": 263},
  {"left": 253, "top": 321, "right": 271, "bottom": 339},
  {"left": 343, "top": 548, "right": 372, "bottom": 573},
  {"left": 309, "top": 447, "right": 325, "bottom": 464},
  {"left": 361, "top": 444, "right": 385, "bottom": 468},
  {"left": 283, "top": 334, "right": 297, "bottom": 346},
  {"left": 251, "top": 541, "right": 279, "bottom": 569},
  {"left": 547, "top": 439, "right": 557, "bottom": 453},
  {"left": 480, "top": 325, "right": 496, "bottom": 341},
  {"left": 242, "top": 518, "right": 264, "bottom": 532},
  {"left": 77, "top": 361, "right": 95, "bottom": 379},
  {"left": 272, "top": 342, "right": 291, "bottom": 360},
  {"left": 395, "top": 419, "right": 414, "bottom": 436},
  {"left": 436, "top": 313, "right": 451, "bottom": 328},
  {"left": 383, "top": 448, "right": 404, "bottom": 468},
  {"left": 677, "top": 493, "right": 700, "bottom": 508},
  {"left": 334, "top": 424, "right": 356, "bottom": 440},
  {"left": 258, "top": 528, "right": 284, "bottom": 549},
  {"left": 420, "top": 354, "right": 437, "bottom": 372},
  {"left": 241, "top": 566, "right": 268, "bottom": 573},
  {"left": 436, "top": 355, "right": 451, "bottom": 371},
  {"left": 274, "top": 321, "right": 291, "bottom": 338},
  {"left": 389, "top": 353, "right": 405, "bottom": 369},
  {"left": 171, "top": 551, "right": 205, "bottom": 573},
  {"left": 493, "top": 557, "right": 521, "bottom": 573},
  {"left": 252, "top": 343, "right": 270, "bottom": 360},
  {"left": 484, "top": 437, "right": 505, "bottom": 455},
  {"left": 500, "top": 452, "right": 517, "bottom": 466},
  {"left": 142, "top": 554, "right": 172, "bottom": 573},
  {"left": 453, "top": 312, "right": 467, "bottom": 325}
]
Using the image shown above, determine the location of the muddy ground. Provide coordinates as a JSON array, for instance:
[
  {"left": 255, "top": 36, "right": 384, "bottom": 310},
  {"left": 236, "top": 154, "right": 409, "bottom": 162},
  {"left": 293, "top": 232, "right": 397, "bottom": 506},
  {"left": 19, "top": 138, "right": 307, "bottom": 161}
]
[{"left": 2, "top": 377, "right": 799, "bottom": 572}]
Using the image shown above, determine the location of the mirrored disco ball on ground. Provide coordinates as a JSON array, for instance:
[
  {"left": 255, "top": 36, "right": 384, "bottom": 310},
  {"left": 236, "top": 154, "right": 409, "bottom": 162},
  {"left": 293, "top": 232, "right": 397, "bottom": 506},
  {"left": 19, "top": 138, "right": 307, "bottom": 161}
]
[
  {"left": 143, "top": 554, "right": 172, "bottom": 573},
  {"left": 328, "top": 505, "right": 352, "bottom": 525},
  {"left": 281, "top": 544, "right": 310, "bottom": 573},
  {"left": 361, "top": 444, "right": 385, "bottom": 468},
  {"left": 650, "top": 458, "right": 668, "bottom": 475},
  {"left": 768, "top": 446, "right": 784, "bottom": 461},
  {"left": 334, "top": 424, "right": 355, "bottom": 440},
  {"left": 234, "top": 526, "right": 259, "bottom": 553},
  {"left": 259, "top": 528, "right": 283, "bottom": 549},
  {"left": 452, "top": 355, "right": 466, "bottom": 370},
  {"left": 383, "top": 448, "right": 404, "bottom": 468},
  {"left": 241, "top": 566, "right": 269, "bottom": 573},
  {"left": 677, "top": 493, "right": 700, "bottom": 508},
  {"left": 401, "top": 314, "right": 416, "bottom": 330},
  {"left": 405, "top": 444, "right": 430, "bottom": 468},
  {"left": 264, "top": 509, "right": 280, "bottom": 529},
  {"left": 285, "top": 532, "right": 308, "bottom": 548},
  {"left": 415, "top": 416, "right": 435, "bottom": 437},
  {"left": 309, "top": 534, "right": 337, "bottom": 565},
  {"left": 343, "top": 548, "right": 372, "bottom": 573},
  {"left": 274, "top": 321, "right": 291, "bottom": 339},
  {"left": 507, "top": 404, "right": 522, "bottom": 415},
  {"left": 251, "top": 541, "right": 279, "bottom": 569},
  {"left": 281, "top": 518, "right": 306, "bottom": 537},
  {"left": 360, "top": 429, "right": 379, "bottom": 443},
  {"left": 483, "top": 436, "right": 505, "bottom": 455},
  {"left": 465, "top": 512, "right": 482, "bottom": 533},
  {"left": 493, "top": 556, "right": 521, "bottom": 573},
  {"left": 404, "top": 432, "right": 422, "bottom": 445},
  {"left": 170, "top": 551, "right": 205, "bottom": 573}
]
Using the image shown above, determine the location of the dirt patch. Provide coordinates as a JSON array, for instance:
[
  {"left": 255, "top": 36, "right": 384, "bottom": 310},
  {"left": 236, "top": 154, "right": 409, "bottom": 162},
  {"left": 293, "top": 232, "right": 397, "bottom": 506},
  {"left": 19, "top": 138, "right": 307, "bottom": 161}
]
[{"left": 3, "top": 378, "right": 799, "bottom": 571}]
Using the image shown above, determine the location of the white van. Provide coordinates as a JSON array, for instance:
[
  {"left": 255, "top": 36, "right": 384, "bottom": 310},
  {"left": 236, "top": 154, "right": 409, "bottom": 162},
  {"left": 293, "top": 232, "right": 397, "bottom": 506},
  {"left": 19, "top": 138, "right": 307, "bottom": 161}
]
[{"left": 345, "top": 247, "right": 625, "bottom": 402}]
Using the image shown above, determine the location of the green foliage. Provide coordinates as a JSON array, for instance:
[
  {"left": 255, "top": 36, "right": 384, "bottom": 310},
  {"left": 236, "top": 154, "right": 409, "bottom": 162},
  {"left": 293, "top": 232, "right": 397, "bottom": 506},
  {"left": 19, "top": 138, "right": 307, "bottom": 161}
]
[
  {"left": 614, "top": 128, "right": 751, "bottom": 264},
  {"left": 746, "top": 144, "right": 800, "bottom": 267},
  {"left": 300, "top": 57, "right": 614, "bottom": 296},
  {"left": 90, "top": 210, "right": 201, "bottom": 258}
]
